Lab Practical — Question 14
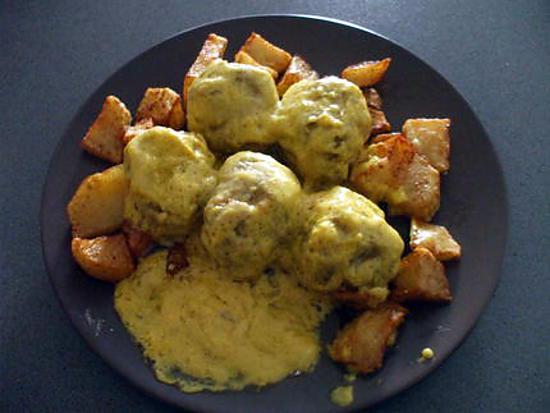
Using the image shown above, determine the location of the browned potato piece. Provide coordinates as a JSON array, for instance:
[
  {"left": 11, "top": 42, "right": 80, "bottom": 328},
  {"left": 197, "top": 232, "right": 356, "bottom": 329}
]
[
  {"left": 369, "top": 108, "right": 392, "bottom": 135},
  {"left": 276, "top": 55, "right": 319, "bottom": 96},
  {"left": 166, "top": 243, "right": 189, "bottom": 276},
  {"left": 353, "top": 133, "right": 415, "bottom": 196},
  {"left": 122, "top": 117, "right": 154, "bottom": 145},
  {"left": 370, "top": 132, "right": 401, "bottom": 144},
  {"left": 350, "top": 134, "right": 440, "bottom": 221},
  {"left": 392, "top": 248, "right": 452, "bottom": 302},
  {"left": 167, "top": 102, "right": 185, "bottom": 130},
  {"left": 234, "top": 50, "right": 278, "bottom": 79},
  {"left": 67, "top": 165, "right": 128, "bottom": 238},
  {"left": 403, "top": 118, "right": 451, "bottom": 172},
  {"left": 136, "top": 87, "right": 185, "bottom": 129},
  {"left": 183, "top": 33, "right": 228, "bottom": 106},
  {"left": 122, "top": 221, "right": 153, "bottom": 259},
  {"left": 363, "top": 88, "right": 383, "bottom": 110},
  {"left": 239, "top": 32, "right": 292, "bottom": 73},
  {"left": 410, "top": 218, "right": 461, "bottom": 260},
  {"left": 333, "top": 287, "right": 389, "bottom": 310},
  {"left": 71, "top": 234, "right": 135, "bottom": 282},
  {"left": 388, "top": 153, "right": 440, "bottom": 220},
  {"left": 329, "top": 303, "right": 407, "bottom": 374},
  {"left": 341, "top": 58, "right": 392, "bottom": 87},
  {"left": 81, "top": 95, "right": 131, "bottom": 163}
]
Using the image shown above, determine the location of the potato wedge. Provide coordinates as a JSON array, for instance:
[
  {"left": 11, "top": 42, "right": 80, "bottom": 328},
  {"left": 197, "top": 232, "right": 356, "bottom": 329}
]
[
  {"left": 122, "top": 117, "right": 154, "bottom": 145},
  {"left": 350, "top": 134, "right": 440, "bottom": 221},
  {"left": 403, "top": 118, "right": 451, "bottom": 172},
  {"left": 369, "top": 108, "right": 392, "bottom": 135},
  {"left": 239, "top": 32, "right": 292, "bottom": 73},
  {"left": 122, "top": 221, "right": 153, "bottom": 259},
  {"left": 392, "top": 248, "right": 452, "bottom": 302},
  {"left": 183, "top": 33, "right": 228, "bottom": 106},
  {"left": 333, "top": 287, "right": 389, "bottom": 310},
  {"left": 341, "top": 58, "right": 391, "bottom": 87},
  {"left": 81, "top": 95, "right": 131, "bottom": 163},
  {"left": 234, "top": 50, "right": 278, "bottom": 79},
  {"left": 136, "top": 87, "right": 185, "bottom": 129},
  {"left": 410, "top": 218, "right": 461, "bottom": 260},
  {"left": 166, "top": 243, "right": 189, "bottom": 276},
  {"left": 329, "top": 303, "right": 407, "bottom": 374},
  {"left": 277, "top": 55, "right": 319, "bottom": 96},
  {"left": 67, "top": 165, "right": 128, "bottom": 238},
  {"left": 72, "top": 234, "right": 135, "bottom": 282},
  {"left": 363, "top": 88, "right": 383, "bottom": 110}
]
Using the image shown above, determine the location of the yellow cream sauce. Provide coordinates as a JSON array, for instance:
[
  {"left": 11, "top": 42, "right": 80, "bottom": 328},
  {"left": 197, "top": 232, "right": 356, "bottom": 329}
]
[
  {"left": 115, "top": 61, "right": 402, "bottom": 398},
  {"left": 115, "top": 235, "right": 332, "bottom": 392}
]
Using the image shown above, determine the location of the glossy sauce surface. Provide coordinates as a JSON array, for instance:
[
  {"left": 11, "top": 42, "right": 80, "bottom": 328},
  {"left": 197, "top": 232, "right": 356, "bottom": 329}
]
[
  {"left": 124, "top": 127, "right": 217, "bottom": 245},
  {"left": 187, "top": 60, "right": 279, "bottom": 152},
  {"left": 201, "top": 151, "right": 301, "bottom": 280},
  {"left": 274, "top": 76, "right": 372, "bottom": 189}
]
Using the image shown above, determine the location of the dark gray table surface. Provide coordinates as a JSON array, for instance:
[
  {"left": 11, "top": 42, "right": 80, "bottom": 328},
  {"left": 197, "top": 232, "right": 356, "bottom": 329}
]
[{"left": 1, "top": 1, "right": 548, "bottom": 412}]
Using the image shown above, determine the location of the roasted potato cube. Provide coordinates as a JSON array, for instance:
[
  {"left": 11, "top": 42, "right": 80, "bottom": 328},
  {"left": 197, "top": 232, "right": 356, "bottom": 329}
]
[
  {"left": 410, "top": 218, "right": 461, "bottom": 260},
  {"left": 136, "top": 87, "right": 185, "bottom": 129},
  {"left": 167, "top": 100, "right": 186, "bottom": 130},
  {"left": 81, "top": 95, "right": 131, "bottom": 163},
  {"left": 329, "top": 303, "right": 407, "bottom": 374},
  {"left": 239, "top": 32, "right": 292, "bottom": 73},
  {"left": 183, "top": 33, "right": 228, "bottom": 106},
  {"left": 341, "top": 58, "right": 392, "bottom": 87},
  {"left": 388, "top": 153, "right": 440, "bottom": 220},
  {"left": 122, "top": 117, "right": 154, "bottom": 145},
  {"left": 363, "top": 88, "right": 383, "bottom": 110},
  {"left": 370, "top": 132, "right": 401, "bottom": 144},
  {"left": 234, "top": 50, "right": 279, "bottom": 79},
  {"left": 351, "top": 134, "right": 440, "bottom": 221},
  {"left": 277, "top": 55, "right": 319, "bottom": 96},
  {"left": 351, "top": 133, "right": 415, "bottom": 201},
  {"left": 122, "top": 221, "right": 153, "bottom": 259},
  {"left": 369, "top": 108, "right": 392, "bottom": 135},
  {"left": 403, "top": 118, "right": 451, "bottom": 172},
  {"left": 72, "top": 234, "right": 135, "bottom": 282},
  {"left": 392, "top": 248, "right": 452, "bottom": 302},
  {"left": 67, "top": 165, "right": 128, "bottom": 238},
  {"left": 166, "top": 243, "right": 189, "bottom": 276},
  {"left": 333, "top": 287, "right": 389, "bottom": 310}
]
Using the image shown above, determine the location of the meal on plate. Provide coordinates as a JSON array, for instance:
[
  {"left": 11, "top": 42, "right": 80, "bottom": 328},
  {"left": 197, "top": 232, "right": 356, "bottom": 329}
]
[{"left": 67, "top": 32, "right": 461, "bottom": 406}]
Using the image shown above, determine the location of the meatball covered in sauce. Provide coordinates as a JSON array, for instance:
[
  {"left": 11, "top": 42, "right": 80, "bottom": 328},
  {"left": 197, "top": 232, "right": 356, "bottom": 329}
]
[
  {"left": 288, "top": 186, "right": 403, "bottom": 292},
  {"left": 187, "top": 60, "right": 279, "bottom": 153},
  {"left": 274, "top": 77, "right": 372, "bottom": 189},
  {"left": 201, "top": 151, "right": 301, "bottom": 280},
  {"left": 124, "top": 127, "right": 217, "bottom": 245}
]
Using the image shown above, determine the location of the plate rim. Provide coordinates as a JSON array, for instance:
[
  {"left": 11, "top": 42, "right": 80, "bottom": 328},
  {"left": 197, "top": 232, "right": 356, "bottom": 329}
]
[{"left": 40, "top": 13, "right": 509, "bottom": 413}]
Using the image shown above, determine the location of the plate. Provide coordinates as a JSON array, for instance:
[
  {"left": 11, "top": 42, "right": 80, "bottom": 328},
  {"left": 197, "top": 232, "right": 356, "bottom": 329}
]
[{"left": 41, "top": 15, "right": 508, "bottom": 413}]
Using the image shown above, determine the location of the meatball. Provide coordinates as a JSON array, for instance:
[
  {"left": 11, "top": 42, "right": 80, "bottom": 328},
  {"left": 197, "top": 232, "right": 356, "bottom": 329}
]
[
  {"left": 288, "top": 186, "right": 403, "bottom": 292},
  {"left": 187, "top": 60, "right": 279, "bottom": 153},
  {"left": 201, "top": 151, "right": 301, "bottom": 280},
  {"left": 124, "top": 127, "right": 217, "bottom": 245},
  {"left": 274, "top": 77, "right": 372, "bottom": 189}
]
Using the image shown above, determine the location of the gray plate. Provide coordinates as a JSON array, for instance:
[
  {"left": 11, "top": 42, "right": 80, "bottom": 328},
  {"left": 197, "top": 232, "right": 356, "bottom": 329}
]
[{"left": 41, "top": 14, "right": 508, "bottom": 413}]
